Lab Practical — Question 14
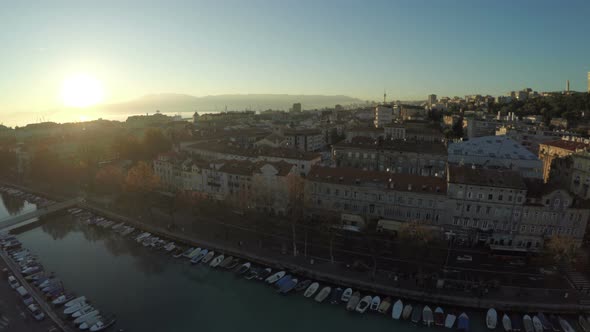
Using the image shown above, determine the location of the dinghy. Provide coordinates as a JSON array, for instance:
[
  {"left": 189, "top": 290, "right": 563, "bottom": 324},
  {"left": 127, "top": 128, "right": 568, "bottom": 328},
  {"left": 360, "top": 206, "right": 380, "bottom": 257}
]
[
  {"left": 279, "top": 278, "right": 298, "bottom": 294},
  {"left": 458, "top": 313, "right": 470, "bottom": 332},
  {"left": 65, "top": 302, "right": 88, "bottom": 315},
  {"left": 533, "top": 316, "right": 544, "bottom": 332},
  {"left": 191, "top": 249, "right": 208, "bottom": 264},
  {"left": 244, "top": 268, "right": 260, "bottom": 280},
  {"left": 512, "top": 315, "right": 523, "bottom": 332},
  {"left": 402, "top": 304, "right": 413, "bottom": 320},
  {"left": 370, "top": 296, "right": 381, "bottom": 311},
  {"left": 503, "top": 314, "right": 513, "bottom": 332},
  {"left": 341, "top": 288, "right": 353, "bottom": 302},
  {"left": 256, "top": 268, "right": 272, "bottom": 281},
  {"left": 537, "top": 313, "right": 553, "bottom": 331},
  {"left": 304, "top": 282, "right": 320, "bottom": 298},
  {"left": 73, "top": 310, "right": 99, "bottom": 325},
  {"left": 236, "top": 262, "right": 251, "bottom": 275},
  {"left": 487, "top": 308, "right": 498, "bottom": 329},
  {"left": 209, "top": 254, "right": 224, "bottom": 267},
  {"left": 391, "top": 299, "right": 403, "bottom": 319},
  {"left": 314, "top": 286, "right": 332, "bottom": 303},
  {"left": 201, "top": 251, "right": 215, "bottom": 264},
  {"left": 434, "top": 307, "right": 445, "bottom": 327},
  {"left": 219, "top": 256, "right": 233, "bottom": 268},
  {"left": 265, "top": 271, "right": 285, "bottom": 284},
  {"left": 225, "top": 258, "right": 240, "bottom": 270},
  {"left": 559, "top": 317, "right": 575, "bottom": 332},
  {"left": 411, "top": 305, "right": 423, "bottom": 323},
  {"left": 378, "top": 297, "right": 391, "bottom": 314},
  {"left": 355, "top": 296, "right": 372, "bottom": 314},
  {"left": 446, "top": 313, "right": 457, "bottom": 328},
  {"left": 330, "top": 288, "right": 343, "bottom": 304},
  {"left": 294, "top": 280, "right": 312, "bottom": 293},
  {"left": 423, "top": 305, "right": 434, "bottom": 326},
  {"left": 181, "top": 247, "right": 195, "bottom": 258},
  {"left": 524, "top": 315, "right": 534, "bottom": 332},
  {"left": 275, "top": 274, "right": 292, "bottom": 288},
  {"left": 346, "top": 292, "right": 361, "bottom": 311}
]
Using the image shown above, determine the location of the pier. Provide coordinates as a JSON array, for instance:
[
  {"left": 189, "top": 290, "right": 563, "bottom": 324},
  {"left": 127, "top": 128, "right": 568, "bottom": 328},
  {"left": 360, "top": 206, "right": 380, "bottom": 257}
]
[{"left": 0, "top": 198, "right": 82, "bottom": 231}]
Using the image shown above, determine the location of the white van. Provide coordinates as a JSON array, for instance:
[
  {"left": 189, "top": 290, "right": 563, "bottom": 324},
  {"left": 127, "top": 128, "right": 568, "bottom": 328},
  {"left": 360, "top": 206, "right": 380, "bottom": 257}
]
[
  {"left": 8, "top": 275, "right": 19, "bottom": 289},
  {"left": 16, "top": 286, "right": 34, "bottom": 305}
]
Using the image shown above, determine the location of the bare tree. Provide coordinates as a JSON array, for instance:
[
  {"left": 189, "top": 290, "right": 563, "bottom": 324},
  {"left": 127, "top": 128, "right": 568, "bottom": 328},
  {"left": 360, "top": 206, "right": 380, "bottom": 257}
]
[{"left": 286, "top": 172, "right": 305, "bottom": 257}]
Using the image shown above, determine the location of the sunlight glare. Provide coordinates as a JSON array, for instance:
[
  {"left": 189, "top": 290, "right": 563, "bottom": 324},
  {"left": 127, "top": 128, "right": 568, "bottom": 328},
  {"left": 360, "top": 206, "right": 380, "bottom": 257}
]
[{"left": 61, "top": 74, "right": 104, "bottom": 108}]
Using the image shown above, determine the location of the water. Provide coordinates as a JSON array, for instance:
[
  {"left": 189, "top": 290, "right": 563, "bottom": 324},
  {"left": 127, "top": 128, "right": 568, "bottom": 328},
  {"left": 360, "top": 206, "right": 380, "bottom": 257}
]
[{"left": 1, "top": 195, "right": 489, "bottom": 332}]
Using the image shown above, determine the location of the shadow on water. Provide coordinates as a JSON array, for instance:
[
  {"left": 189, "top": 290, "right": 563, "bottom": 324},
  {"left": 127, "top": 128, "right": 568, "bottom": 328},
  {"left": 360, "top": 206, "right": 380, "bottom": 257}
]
[{"left": 0, "top": 192, "right": 26, "bottom": 216}]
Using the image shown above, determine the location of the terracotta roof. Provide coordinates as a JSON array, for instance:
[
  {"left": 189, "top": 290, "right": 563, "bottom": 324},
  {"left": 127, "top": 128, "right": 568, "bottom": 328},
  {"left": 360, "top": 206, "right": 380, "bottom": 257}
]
[
  {"left": 540, "top": 140, "right": 590, "bottom": 152},
  {"left": 307, "top": 166, "right": 447, "bottom": 194},
  {"left": 448, "top": 165, "right": 526, "bottom": 190}
]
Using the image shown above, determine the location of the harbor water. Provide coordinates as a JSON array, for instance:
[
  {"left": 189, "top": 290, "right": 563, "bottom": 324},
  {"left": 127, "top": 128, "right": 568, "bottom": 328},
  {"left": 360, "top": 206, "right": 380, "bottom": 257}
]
[{"left": 1, "top": 194, "right": 490, "bottom": 332}]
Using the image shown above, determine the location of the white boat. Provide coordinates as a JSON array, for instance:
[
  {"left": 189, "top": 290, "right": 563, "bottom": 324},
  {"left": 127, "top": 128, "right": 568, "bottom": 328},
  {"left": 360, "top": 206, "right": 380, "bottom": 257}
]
[
  {"left": 89, "top": 316, "right": 116, "bottom": 331},
  {"left": 355, "top": 296, "right": 372, "bottom": 314},
  {"left": 52, "top": 294, "right": 73, "bottom": 306},
  {"left": 445, "top": 313, "right": 457, "bottom": 328},
  {"left": 532, "top": 316, "right": 544, "bottom": 332},
  {"left": 370, "top": 296, "right": 381, "bottom": 311},
  {"left": 391, "top": 299, "right": 403, "bottom": 319},
  {"left": 201, "top": 251, "right": 215, "bottom": 264},
  {"left": 72, "top": 305, "right": 95, "bottom": 318},
  {"left": 524, "top": 315, "right": 534, "bottom": 332},
  {"left": 423, "top": 305, "right": 434, "bottom": 326},
  {"left": 79, "top": 315, "right": 102, "bottom": 330},
  {"left": 304, "top": 282, "right": 320, "bottom": 298},
  {"left": 65, "top": 296, "right": 86, "bottom": 307},
  {"left": 341, "top": 288, "right": 353, "bottom": 302},
  {"left": 314, "top": 286, "right": 331, "bottom": 303},
  {"left": 487, "top": 308, "right": 498, "bottom": 329},
  {"left": 503, "top": 314, "right": 513, "bottom": 332},
  {"left": 64, "top": 302, "right": 88, "bottom": 315},
  {"left": 209, "top": 254, "right": 225, "bottom": 267},
  {"left": 580, "top": 316, "right": 590, "bottom": 332},
  {"left": 191, "top": 249, "right": 208, "bottom": 264},
  {"left": 559, "top": 317, "right": 575, "bottom": 332},
  {"left": 74, "top": 310, "right": 99, "bottom": 325},
  {"left": 186, "top": 248, "right": 201, "bottom": 258},
  {"left": 265, "top": 271, "right": 286, "bottom": 284},
  {"left": 346, "top": 292, "right": 361, "bottom": 311}
]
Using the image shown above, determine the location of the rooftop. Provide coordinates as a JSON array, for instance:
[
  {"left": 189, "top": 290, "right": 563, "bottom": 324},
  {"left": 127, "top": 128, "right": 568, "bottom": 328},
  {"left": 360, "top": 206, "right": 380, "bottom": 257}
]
[
  {"left": 334, "top": 138, "right": 447, "bottom": 155},
  {"left": 185, "top": 140, "right": 321, "bottom": 161},
  {"left": 448, "top": 164, "right": 526, "bottom": 190},
  {"left": 448, "top": 136, "right": 538, "bottom": 161},
  {"left": 540, "top": 139, "right": 590, "bottom": 152}
]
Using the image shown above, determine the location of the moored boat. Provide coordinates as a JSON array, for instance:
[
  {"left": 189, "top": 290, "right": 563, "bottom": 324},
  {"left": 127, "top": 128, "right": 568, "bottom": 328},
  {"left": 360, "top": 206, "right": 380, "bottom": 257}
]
[
  {"left": 487, "top": 308, "right": 498, "bottom": 329},
  {"left": 89, "top": 315, "right": 116, "bottom": 331},
  {"left": 513, "top": 315, "right": 523, "bottom": 332},
  {"left": 274, "top": 274, "right": 292, "bottom": 288},
  {"left": 279, "top": 278, "right": 298, "bottom": 294},
  {"left": 538, "top": 313, "right": 553, "bottom": 331},
  {"left": 346, "top": 292, "right": 361, "bottom": 311},
  {"left": 370, "top": 296, "right": 381, "bottom": 311},
  {"left": 64, "top": 296, "right": 86, "bottom": 307},
  {"left": 304, "top": 282, "right": 320, "bottom": 298},
  {"left": 294, "top": 279, "right": 312, "bottom": 293},
  {"left": 52, "top": 293, "right": 74, "bottom": 306},
  {"left": 378, "top": 297, "right": 391, "bottom": 314},
  {"left": 579, "top": 316, "right": 590, "bottom": 332},
  {"left": 73, "top": 310, "right": 99, "bottom": 325},
  {"left": 402, "top": 304, "right": 413, "bottom": 320},
  {"left": 314, "top": 286, "right": 331, "bottom": 303},
  {"left": 411, "top": 305, "right": 423, "bottom": 323},
  {"left": 549, "top": 315, "right": 562, "bottom": 332},
  {"left": 341, "top": 288, "right": 353, "bottom": 302},
  {"left": 458, "top": 313, "right": 470, "bottom": 332},
  {"left": 71, "top": 305, "right": 95, "bottom": 318},
  {"left": 209, "top": 254, "right": 225, "bottom": 267},
  {"left": 423, "top": 305, "right": 434, "bottom": 326},
  {"left": 434, "top": 307, "right": 445, "bottom": 327},
  {"left": 503, "top": 314, "right": 513, "bottom": 332},
  {"left": 256, "top": 268, "right": 272, "bottom": 281},
  {"left": 79, "top": 315, "right": 102, "bottom": 330},
  {"left": 265, "top": 271, "right": 285, "bottom": 284},
  {"left": 201, "top": 251, "right": 215, "bottom": 264},
  {"left": 218, "top": 256, "right": 233, "bottom": 268},
  {"left": 191, "top": 249, "right": 208, "bottom": 264},
  {"left": 533, "top": 316, "right": 544, "bottom": 332},
  {"left": 236, "top": 262, "right": 251, "bottom": 275},
  {"left": 65, "top": 302, "right": 88, "bottom": 315},
  {"left": 524, "top": 315, "right": 534, "bottom": 332},
  {"left": 559, "top": 317, "right": 575, "bottom": 332},
  {"left": 355, "top": 296, "right": 372, "bottom": 314},
  {"left": 392, "top": 299, "right": 403, "bottom": 320},
  {"left": 446, "top": 313, "right": 457, "bottom": 329},
  {"left": 330, "top": 288, "right": 343, "bottom": 304}
]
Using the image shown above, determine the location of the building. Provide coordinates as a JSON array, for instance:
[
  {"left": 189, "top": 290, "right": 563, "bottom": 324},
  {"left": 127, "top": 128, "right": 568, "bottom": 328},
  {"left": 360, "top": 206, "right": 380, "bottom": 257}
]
[
  {"left": 550, "top": 118, "right": 569, "bottom": 129},
  {"left": 292, "top": 103, "right": 302, "bottom": 113},
  {"left": 569, "top": 151, "right": 590, "bottom": 199},
  {"left": 345, "top": 126, "right": 384, "bottom": 142},
  {"left": 384, "top": 122, "right": 444, "bottom": 142},
  {"left": 282, "top": 129, "right": 325, "bottom": 152},
  {"left": 464, "top": 119, "right": 497, "bottom": 139},
  {"left": 495, "top": 125, "right": 562, "bottom": 154},
  {"left": 539, "top": 139, "right": 590, "bottom": 182},
  {"left": 374, "top": 105, "right": 393, "bottom": 128},
  {"left": 400, "top": 105, "right": 427, "bottom": 121},
  {"left": 427, "top": 94, "right": 437, "bottom": 107},
  {"left": 447, "top": 136, "right": 543, "bottom": 179},
  {"left": 588, "top": 71, "right": 590, "bottom": 93}
]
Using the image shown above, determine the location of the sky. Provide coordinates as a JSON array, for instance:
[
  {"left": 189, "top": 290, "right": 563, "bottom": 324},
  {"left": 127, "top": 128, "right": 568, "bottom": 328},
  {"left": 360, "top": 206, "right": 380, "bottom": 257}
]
[{"left": 1, "top": 0, "right": 590, "bottom": 114}]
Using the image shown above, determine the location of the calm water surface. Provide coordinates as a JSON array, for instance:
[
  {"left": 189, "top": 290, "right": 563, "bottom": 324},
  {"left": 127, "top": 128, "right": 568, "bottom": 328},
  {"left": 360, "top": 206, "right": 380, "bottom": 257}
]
[{"left": 1, "top": 195, "right": 489, "bottom": 332}]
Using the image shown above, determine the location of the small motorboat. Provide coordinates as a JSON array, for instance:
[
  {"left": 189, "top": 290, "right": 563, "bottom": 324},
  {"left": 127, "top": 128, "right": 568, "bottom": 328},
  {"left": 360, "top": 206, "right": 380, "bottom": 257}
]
[
  {"left": 330, "top": 288, "right": 343, "bottom": 304},
  {"left": 191, "top": 249, "right": 208, "bottom": 264},
  {"left": 79, "top": 315, "right": 102, "bottom": 330},
  {"left": 355, "top": 296, "right": 372, "bottom": 314},
  {"left": 435, "top": 307, "right": 445, "bottom": 327},
  {"left": 346, "top": 292, "right": 361, "bottom": 311},
  {"left": 52, "top": 293, "right": 75, "bottom": 306},
  {"left": 201, "top": 251, "right": 215, "bottom": 264},
  {"left": 314, "top": 286, "right": 331, "bottom": 303},
  {"left": 186, "top": 248, "right": 201, "bottom": 259},
  {"left": 236, "top": 262, "right": 251, "bottom": 275},
  {"left": 341, "top": 288, "right": 353, "bottom": 302},
  {"left": 579, "top": 316, "right": 590, "bottom": 332},
  {"left": 458, "top": 313, "right": 470, "bottom": 332},
  {"left": 402, "top": 304, "right": 413, "bottom": 320},
  {"left": 487, "top": 308, "right": 498, "bottom": 329},
  {"left": 265, "top": 271, "right": 285, "bottom": 284},
  {"left": 73, "top": 310, "right": 99, "bottom": 325},
  {"left": 274, "top": 274, "right": 292, "bottom": 288},
  {"left": 279, "top": 278, "right": 298, "bottom": 294},
  {"left": 256, "top": 268, "right": 272, "bottom": 281},
  {"left": 218, "top": 256, "right": 233, "bottom": 268},
  {"left": 503, "top": 314, "right": 513, "bottom": 332},
  {"left": 181, "top": 247, "right": 195, "bottom": 258},
  {"left": 549, "top": 315, "right": 562, "bottom": 332},
  {"left": 304, "top": 282, "right": 320, "bottom": 298},
  {"left": 209, "top": 254, "right": 224, "bottom": 267},
  {"left": 244, "top": 268, "right": 260, "bottom": 280},
  {"left": 89, "top": 315, "right": 116, "bottom": 331},
  {"left": 370, "top": 296, "right": 381, "bottom": 311},
  {"left": 537, "top": 313, "right": 553, "bottom": 331},
  {"left": 423, "top": 305, "right": 434, "bottom": 326},
  {"left": 411, "top": 305, "right": 423, "bottom": 323},
  {"left": 533, "top": 316, "right": 544, "bottom": 332},
  {"left": 171, "top": 248, "right": 184, "bottom": 258},
  {"left": 64, "top": 296, "right": 86, "bottom": 307},
  {"left": 392, "top": 299, "right": 404, "bottom": 319},
  {"left": 225, "top": 259, "right": 240, "bottom": 270},
  {"left": 524, "top": 315, "right": 535, "bottom": 332},
  {"left": 446, "top": 313, "right": 457, "bottom": 328},
  {"left": 294, "top": 279, "right": 312, "bottom": 292},
  {"left": 378, "top": 297, "right": 391, "bottom": 314},
  {"left": 513, "top": 315, "right": 523, "bottom": 332},
  {"left": 65, "top": 302, "right": 88, "bottom": 315},
  {"left": 559, "top": 317, "right": 575, "bottom": 332},
  {"left": 71, "top": 305, "right": 95, "bottom": 318}
]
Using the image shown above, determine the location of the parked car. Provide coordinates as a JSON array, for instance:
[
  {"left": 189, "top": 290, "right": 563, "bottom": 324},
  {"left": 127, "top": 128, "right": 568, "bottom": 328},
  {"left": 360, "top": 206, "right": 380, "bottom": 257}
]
[
  {"left": 456, "top": 255, "right": 473, "bottom": 262},
  {"left": 16, "top": 286, "right": 34, "bottom": 306},
  {"left": 27, "top": 304, "right": 45, "bottom": 321},
  {"left": 8, "top": 275, "right": 19, "bottom": 289}
]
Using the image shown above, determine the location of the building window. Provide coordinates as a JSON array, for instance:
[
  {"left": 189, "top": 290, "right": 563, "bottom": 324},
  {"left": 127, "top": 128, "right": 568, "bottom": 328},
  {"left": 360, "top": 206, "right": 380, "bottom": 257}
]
[
  {"left": 488, "top": 194, "right": 493, "bottom": 200},
  {"left": 453, "top": 217, "right": 459, "bottom": 225},
  {"left": 498, "top": 195, "right": 503, "bottom": 201}
]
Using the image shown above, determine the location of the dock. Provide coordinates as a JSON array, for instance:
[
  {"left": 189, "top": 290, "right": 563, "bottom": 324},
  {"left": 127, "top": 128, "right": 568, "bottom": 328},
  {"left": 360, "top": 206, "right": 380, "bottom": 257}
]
[{"left": 0, "top": 198, "right": 82, "bottom": 231}]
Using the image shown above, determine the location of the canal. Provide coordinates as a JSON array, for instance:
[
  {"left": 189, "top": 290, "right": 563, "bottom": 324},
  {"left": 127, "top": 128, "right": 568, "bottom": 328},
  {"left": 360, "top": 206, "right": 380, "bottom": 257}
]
[{"left": 1, "top": 193, "right": 490, "bottom": 332}]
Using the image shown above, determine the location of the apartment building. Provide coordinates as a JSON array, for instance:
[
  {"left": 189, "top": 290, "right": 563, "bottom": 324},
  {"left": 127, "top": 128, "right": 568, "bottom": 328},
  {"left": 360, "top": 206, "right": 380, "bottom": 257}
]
[{"left": 282, "top": 129, "right": 325, "bottom": 152}]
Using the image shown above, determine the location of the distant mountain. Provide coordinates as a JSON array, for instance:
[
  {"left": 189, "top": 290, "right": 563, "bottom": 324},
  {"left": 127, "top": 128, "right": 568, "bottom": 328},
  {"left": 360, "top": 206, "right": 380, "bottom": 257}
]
[{"left": 91, "top": 93, "right": 365, "bottom": 114}]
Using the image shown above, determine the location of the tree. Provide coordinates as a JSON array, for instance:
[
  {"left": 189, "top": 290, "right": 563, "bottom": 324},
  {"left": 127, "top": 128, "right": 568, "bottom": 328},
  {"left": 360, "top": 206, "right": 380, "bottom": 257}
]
[
  {"left": 451, "top": 116, "right": 464, "bottom": 138},
  {"left": 94, "top": 165, "right": 124, "bottom": 194},
  {"left": 286, "top": 172, "right": 305, "bottom": 257},
  {"left": 545, "top": 235, "right": 578, "bottom": 264},
  {"left": 142, "top": 128, "right": 172, "bottom": 160},
  {"left": 399, "top": 220, "right": 436, "bottom": 245},
  {"left": 111, "top": 134, "right": 143, "bottom": 161},
  {"left": 124, "top": 161, "right": 160, "bottom": 193}
]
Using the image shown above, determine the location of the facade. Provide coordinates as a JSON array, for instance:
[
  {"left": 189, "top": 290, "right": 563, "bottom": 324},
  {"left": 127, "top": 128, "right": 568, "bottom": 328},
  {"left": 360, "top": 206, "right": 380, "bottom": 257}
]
[
  {"left": 427, "top": 94, "right": 437, "bottom": 107},
  {"left": 374, "top": 105, "right": 393, "bottom": 128},
  {"left": 464, "top": 119, "right": 497, "bottom": 138},
  {"left": 282, "top": 129, "right": 325, "bottom": 152},
  {"left": 539, "top": 139, "right": 590, "bottom": 182},
  {"left": 292, "top": 103, "right": 302, "bottom": 113},
  {"left": 447, "top": 136, "right": 543, "bottom": 179},
  {"left": 345, "top": 126, "right": 384, "bottom": 142},
  {"left": 495, "top": 125, "right": 562, "bottom": 154},
  {"left": 569, "top": 151, "right": 590, "bottom": 199}
]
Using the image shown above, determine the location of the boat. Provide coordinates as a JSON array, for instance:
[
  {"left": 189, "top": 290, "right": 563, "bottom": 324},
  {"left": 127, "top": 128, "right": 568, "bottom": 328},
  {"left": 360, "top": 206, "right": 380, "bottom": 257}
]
[
  {"left": 65, "top": 296, "right": 86, "bottom": 307},
  {"left": 487, "top": 309, "right": 498, "bottom": 329},
  {"left": 52, "top": 293, "right": 74, "bottom": 306},
  {"left": 209, "top": 254, "right": 225, "bottom": 267},
  {"left": 314, "top": 286, "right": 331, "bottom": 303},
  {"left": 341, "top": 288, "right": 353, "bottom": 302},
  {"left": 71, "top": 305, "right": 95, "bottom": 318},
  {"left": 304, "top": 282, "right": 319, "bottom": 298},
  {"left": 533, "top": 316, "right": 544, "bottom": 332},
  {"left": 236, "top": 262, "right": 251, "bottom": 275},
  {"left": 411, "top": 305, "right": 423, "bottom": 323},
  {"left": 458, "top": 313, "right": 470, "bottom": 332},
  {"left": 346, "top": 292, "right": 361, "bottom": 311},
  {"left": 579, "top": 316, "right": 590, "bottom": 332},
  {"left": 219, "top": 256, "right": 233, "bottom": 268},
  {"left": 370, "top": 296, "right": 381, "bottom": 311},
  {"left": 65, "top": 302, "right": 88, "bottom": 315},
  {"left": 549, "top": 315, "right": 562, "bottom": 332},
  {"left": 434, "top": 307, "right": 445, "bottom": 327},
  {"left": 265, "top": 271, "right": 285, "bottom": 284},
  {"left": 294, "top": 279, "right": 312, "bottom": 292},
  {"left": 522, "top": 315, "right": 535, "bottom": 332},
  {"left": 225, "top": 259, "right": 240, "bottom": 270},
  {"left": 559, "top": 317, "right": 575, "bottom": 332},
  {"left": 279, "top": 278, "right": 298, "bottom": 294},
  {"left": 256, "top": 268, "right": 272, "bottom": 281},
  {"left": 538, "top": 313, "right": 553, "bottom": 331},
  {"left": 446, "top": 313, "right": 457, "bottom": 328},
  {"left": 89, "top": 315, "right": 116, "bottom": 331},
  {"left": 244, "top": 268, "right": 260, "bottom": 280},
  {"left": 186, "top": 247, "right": 201, "bottom": 258},
  {"left": 73, "top": 310, "right": 99, "bottom": 325},
  {"left": 274, "top": 275, "right": 292, "bottom": 288},
  {"left": 503, "top": 314, "right": 513, "bottom": 332},
  {"left": 378, "top": 297, "right": 391, "bottom": 314},
  {"left": 402, "top": 304, "right": 413, "bottom": 320},
  {"left": 392, "top": 300, "right": 404, "bottom": 319},
  {"left": 512, "top": 315, "right": 523, "bottom": 332},
  {"left": 172, "top": 248, "right": 184, "bottom": 258},
  {"left": 423, "top": 305, "right": 434, "bottom": 326},
  {"left": 330, "top": 288, "right": 343, "bottom": 304},
  {"left": 79, "top": 315, "right": 102, "bottom": 330},
  {"left": 191, "top": 249, "right": 208, "bottom": 264},
  {"left": 201, "top": 251, "right": 215, "bottom": 264},
  {"left": 355, "top": 296, "right": 372, "bottom": 314}
]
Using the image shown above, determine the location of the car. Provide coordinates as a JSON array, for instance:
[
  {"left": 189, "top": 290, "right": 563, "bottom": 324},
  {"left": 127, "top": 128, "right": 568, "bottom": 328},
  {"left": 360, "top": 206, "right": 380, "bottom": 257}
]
[
  {"left": 16, "top": 286, "right": 34, "bottom": 306},
  {"left": 456, "top": 255, "right": 473, "bottom": 262},
  {"left": 8, "top": 275, "right": 19, "bottom": 289},
  {"left": 27, "top": 303, "right": 45, "bottom": 321}
]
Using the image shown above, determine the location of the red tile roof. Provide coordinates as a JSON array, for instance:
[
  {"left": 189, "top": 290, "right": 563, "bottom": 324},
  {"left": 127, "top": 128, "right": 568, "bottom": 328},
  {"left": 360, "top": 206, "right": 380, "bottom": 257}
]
[{"left": 540, "top": 140, "right": 590, "bottom": 152}]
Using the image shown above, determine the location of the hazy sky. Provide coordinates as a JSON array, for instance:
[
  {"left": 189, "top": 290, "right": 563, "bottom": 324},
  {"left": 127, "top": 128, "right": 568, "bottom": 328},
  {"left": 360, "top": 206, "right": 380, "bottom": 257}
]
[{"left": 1, "top": 0, "right": 590, "bottom": 113}]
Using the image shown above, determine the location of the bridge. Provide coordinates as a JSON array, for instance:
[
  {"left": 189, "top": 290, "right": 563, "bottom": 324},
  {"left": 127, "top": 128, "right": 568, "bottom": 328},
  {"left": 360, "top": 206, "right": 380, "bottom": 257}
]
[{"left": 0, "top": 198, "right": 82, "bottom": 230}]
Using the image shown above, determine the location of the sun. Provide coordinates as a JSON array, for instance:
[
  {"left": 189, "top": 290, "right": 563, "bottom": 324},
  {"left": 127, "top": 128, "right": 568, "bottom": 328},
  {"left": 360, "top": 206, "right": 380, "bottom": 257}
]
[{"left": 61, "top": 74, "right": 104, "bottom": 108}]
